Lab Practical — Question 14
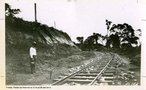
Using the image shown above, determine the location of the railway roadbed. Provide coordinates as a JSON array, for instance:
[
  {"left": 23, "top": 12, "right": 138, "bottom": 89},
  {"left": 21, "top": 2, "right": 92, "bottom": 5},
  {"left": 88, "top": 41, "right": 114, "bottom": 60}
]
[{"left": 52, "top": 52, "right": 140, "bottom": 86}]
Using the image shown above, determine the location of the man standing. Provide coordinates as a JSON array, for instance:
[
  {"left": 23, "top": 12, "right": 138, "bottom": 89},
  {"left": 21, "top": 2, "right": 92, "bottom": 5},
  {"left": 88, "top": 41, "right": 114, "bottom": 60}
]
[{"left": 29, "top": 41, "right": 37, "bottom": 74}]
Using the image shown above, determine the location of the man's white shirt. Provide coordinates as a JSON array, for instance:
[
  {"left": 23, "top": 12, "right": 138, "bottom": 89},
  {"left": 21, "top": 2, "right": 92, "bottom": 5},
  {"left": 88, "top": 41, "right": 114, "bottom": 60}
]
[{"left": 30, "top": 47, "right": 37, "bottom": 58}]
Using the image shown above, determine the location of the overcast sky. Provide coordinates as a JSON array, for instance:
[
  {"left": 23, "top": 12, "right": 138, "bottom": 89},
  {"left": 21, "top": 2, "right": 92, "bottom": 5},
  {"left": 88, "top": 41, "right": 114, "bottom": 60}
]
[{"left": 7, "top": 0, "right": 145, "bottom": 42}]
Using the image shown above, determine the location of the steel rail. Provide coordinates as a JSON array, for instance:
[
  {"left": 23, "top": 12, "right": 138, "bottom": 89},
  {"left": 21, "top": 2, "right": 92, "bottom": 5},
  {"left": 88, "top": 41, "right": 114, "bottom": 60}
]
[
  {"left": 52, "top": 59, "right": 99, "bottom": 85},
  {"left": 52, "top": 53, "right": 114, "bottom": 85},
  {"left": 89, "top": 53, "right": 114, "bottom": 85}
]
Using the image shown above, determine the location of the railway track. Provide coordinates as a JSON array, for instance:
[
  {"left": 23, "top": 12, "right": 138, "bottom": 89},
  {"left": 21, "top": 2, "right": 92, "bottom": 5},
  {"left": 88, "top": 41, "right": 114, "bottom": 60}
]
[{"left": 52, "top": 53, "right": 117, "bottom": 85}]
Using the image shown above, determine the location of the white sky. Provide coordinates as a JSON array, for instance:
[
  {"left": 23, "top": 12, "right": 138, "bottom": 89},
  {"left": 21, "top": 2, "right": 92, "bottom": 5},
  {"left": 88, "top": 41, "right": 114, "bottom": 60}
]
[{"left": 6, "top": 0, "right": 145, "bottom": 42}]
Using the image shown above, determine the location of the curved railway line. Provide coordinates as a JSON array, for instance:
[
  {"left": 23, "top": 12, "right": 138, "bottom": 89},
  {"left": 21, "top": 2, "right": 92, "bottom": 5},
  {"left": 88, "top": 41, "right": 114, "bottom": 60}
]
[{"left": 52, "top": 52, "right": 119, "bottom": 85}]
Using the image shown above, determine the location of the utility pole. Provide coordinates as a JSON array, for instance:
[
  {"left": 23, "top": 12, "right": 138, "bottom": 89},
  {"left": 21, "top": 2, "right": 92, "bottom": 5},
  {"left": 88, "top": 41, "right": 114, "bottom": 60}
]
[
  {"left": 33, "top": 3, "right": 37, "bottom": 41},
  {"left": 34, "top": 3, "right": 37, "bottom": 22},
  {"left": 54, "top": 21, "right": 56, "bottom": 28}
]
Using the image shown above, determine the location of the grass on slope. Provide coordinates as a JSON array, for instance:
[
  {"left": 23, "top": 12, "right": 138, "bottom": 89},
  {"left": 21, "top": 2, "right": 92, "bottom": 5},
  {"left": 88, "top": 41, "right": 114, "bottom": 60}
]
[{"left": 6, "top": 44, "right": 95, "bottom": 85}]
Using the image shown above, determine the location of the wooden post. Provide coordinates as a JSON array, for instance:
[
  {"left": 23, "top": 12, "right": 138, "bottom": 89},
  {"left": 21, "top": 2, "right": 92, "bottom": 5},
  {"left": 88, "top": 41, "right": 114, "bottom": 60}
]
[
  {"left": 34, "top": 3, "right": 37, "bottom": 22},
  {"left": 54, "top": 21, "right": 56, "bottom": 28}
]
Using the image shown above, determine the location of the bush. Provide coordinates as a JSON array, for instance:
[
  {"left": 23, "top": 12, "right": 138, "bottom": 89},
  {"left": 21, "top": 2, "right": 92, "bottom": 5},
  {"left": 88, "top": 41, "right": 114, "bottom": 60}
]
[{"left": 130, "top": 54, "right": 141, "bottom": 66}]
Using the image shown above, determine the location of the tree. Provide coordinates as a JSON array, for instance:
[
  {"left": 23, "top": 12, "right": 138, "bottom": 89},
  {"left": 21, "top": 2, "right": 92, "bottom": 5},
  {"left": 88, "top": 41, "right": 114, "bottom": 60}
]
[
  {"left": 109, "top": 33, "right": 120, "bottom": 48},
  {"left": 105, "top": 19, "right": 113, "bottom": 48},
  {"left": 84, "top": 36, "right": 94, "bottom": 50},
  {"left": 76, "top": 37, "right": 84, "bottom": 44},
  {"left": 83, "top": 33, "right": 106, "bottom": 50},
  {"left": 105, "top": 19, "right": 112, "bottom": 36},
  {"left": 5, "top": 3, "right": 20, "bottom": 17},
  {"left": 93, "top": 33, "right": 100, "bottom": 45},
  {"left": 92, "top": 33, "right": 106, "bottom": 45},
  {"left": 109, "top": 22, "right": 139, "bottom": 48},
  {"left": 76, "top": 37, "right": 84, "bottom": 49}
]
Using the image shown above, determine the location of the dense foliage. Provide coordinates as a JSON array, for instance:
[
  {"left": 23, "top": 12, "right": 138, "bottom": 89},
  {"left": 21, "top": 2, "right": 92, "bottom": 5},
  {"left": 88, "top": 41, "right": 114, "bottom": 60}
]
[{"left": 76, "top": 20, "right": 141, "bottom": 66}]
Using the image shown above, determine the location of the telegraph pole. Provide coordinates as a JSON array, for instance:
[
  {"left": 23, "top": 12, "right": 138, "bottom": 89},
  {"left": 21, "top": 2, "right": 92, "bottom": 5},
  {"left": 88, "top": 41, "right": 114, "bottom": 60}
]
[
  {"left": 33, "top": 3, "right": 37, "bottom": 41},
  {"left": 54, "top": 21, "right": 56, "bottom": 28},
  {"left": 34, "top": 3, "right": 37, "bottom": 22}
]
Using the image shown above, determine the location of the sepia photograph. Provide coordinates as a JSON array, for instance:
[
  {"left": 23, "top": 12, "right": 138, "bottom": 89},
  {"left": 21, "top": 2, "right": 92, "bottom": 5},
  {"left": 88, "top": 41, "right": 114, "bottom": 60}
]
[{"left": 4, "top": 0, "right": 144, "bottom": 87}]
